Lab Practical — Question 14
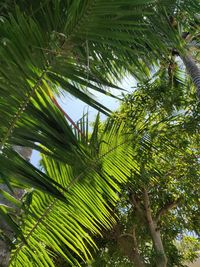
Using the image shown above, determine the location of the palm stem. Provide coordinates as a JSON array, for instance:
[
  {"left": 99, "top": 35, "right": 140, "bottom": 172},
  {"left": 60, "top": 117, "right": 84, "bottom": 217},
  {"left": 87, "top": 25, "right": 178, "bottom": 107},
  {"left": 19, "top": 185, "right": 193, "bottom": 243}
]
[{"left": 181, "top": 54, "right": 200, "bottom": 100}]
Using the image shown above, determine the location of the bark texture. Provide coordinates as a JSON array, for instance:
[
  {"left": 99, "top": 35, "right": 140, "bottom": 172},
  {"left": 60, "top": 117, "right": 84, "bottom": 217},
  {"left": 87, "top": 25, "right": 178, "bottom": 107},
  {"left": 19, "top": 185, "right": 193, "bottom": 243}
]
[
  {"left": 182, "top": 54, "right": 200, "bottom": 100},
  {"left": 0, "top": 147, "right": 32, "bottom": 267}
]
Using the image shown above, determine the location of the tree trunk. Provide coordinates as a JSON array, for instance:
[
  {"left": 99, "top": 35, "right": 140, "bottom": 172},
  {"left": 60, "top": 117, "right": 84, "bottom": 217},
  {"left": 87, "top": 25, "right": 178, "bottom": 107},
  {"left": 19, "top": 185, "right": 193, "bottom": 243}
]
[
  {"left": 149, "top": 227, "right": 167, "bottom": 267},
  {"left": 131, "top": 227, "right": 146, "bottom": 267},
  {"left": 118, "top": 231, "right": 146, "bottom": 267},
  {"left": 0, "top": 147, "right": 32, "bottom": 267},
  {"left": 181, "top": 54, "right": 200, "bottom": 99},
  {"left": 143, "top": 189, "right": 167, "bottom": 267}
]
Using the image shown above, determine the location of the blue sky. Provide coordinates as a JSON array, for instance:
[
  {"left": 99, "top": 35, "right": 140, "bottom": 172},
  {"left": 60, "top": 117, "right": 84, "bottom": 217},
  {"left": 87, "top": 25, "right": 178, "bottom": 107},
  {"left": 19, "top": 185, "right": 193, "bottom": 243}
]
[{"left": 30, "top": 76, "right": 136, "bottom": 166}]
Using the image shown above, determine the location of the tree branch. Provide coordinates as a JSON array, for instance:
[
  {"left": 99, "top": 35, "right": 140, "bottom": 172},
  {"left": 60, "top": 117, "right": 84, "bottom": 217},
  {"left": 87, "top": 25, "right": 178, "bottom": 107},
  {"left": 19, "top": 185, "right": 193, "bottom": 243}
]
[
  {"left": 143, "top": 188, "right": 152, "bottom": 224},
  {"left": 130, "top": 193, "right": 145, "bottom": 219},
  {"left": 143, "top": 188, "right": 168, "bottom": 267},
  {"left": 156, "top": 198, "right": 181, "bottom": 223},
  {"left": 119, "top": 233, "right": 134, "bottom": 239}
]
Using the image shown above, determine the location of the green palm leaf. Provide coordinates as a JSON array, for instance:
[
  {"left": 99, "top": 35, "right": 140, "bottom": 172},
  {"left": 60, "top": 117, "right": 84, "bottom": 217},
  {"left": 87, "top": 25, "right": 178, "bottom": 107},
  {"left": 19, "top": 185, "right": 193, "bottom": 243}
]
[
  {"left": 8, "top": 120, "right": 138, "bottom": 266},
  {"left": 1, "top": 0, "right": 198, "bottom": 155}
]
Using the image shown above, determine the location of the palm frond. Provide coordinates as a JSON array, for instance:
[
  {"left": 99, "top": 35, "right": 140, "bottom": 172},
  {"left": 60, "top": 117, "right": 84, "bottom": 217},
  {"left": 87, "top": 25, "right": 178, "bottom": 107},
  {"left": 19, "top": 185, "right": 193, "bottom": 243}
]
[
  {"left": 9, "top": 117, "right": 141, "bottom": 266},
  {"left": 8, "top": 80, "right": 191, "bottom": 266},
  {"left": 0, "top": 148, "right": 66, "bottom": 201},
  {"left": 1, "top": 0, "right": 199, "bottom": 155}
]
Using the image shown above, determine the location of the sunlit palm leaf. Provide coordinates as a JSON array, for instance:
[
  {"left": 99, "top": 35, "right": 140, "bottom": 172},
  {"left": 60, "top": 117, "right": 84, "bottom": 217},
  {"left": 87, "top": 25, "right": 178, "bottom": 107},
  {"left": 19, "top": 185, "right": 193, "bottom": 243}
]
[{"left": 9, "top": 118, "right": 141, "bottom": 266}]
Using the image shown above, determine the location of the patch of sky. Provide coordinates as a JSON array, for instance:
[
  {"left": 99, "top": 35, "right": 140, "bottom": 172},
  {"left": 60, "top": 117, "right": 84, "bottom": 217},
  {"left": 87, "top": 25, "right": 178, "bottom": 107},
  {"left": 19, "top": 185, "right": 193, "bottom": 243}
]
[{"left": 30, "top": 76, "right": 136, "bottom": 166}]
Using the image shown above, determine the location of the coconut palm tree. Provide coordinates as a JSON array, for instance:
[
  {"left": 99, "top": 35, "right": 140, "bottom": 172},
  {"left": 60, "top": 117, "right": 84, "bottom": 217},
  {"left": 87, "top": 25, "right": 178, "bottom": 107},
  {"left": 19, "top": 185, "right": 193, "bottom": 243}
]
[{"left": 145, "top": 2, "right": 200, "bottom": 99}]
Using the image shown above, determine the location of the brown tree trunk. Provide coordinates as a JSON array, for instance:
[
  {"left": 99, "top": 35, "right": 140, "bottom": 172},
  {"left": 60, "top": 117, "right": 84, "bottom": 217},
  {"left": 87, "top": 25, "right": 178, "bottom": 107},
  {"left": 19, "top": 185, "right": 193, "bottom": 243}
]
[
  {"left": 131, "top": 227, "right": 146, "bottom": 267},
  {"left": 0, "top": 147, "right": 32, "bottom": 267},
  {"left": 143, "top": 188, "right": 167, "bottom": 267},
  {"left": 181, "top": 54, "right": 200, "bottom": 100},
  {"left": 118, "top": 230, "right": 146, "bottom": 267}
]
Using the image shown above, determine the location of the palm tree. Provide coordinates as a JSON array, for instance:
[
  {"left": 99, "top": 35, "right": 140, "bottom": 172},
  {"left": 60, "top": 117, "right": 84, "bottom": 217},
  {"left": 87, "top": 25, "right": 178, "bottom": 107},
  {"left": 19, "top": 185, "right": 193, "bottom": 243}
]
[
  {"left": 146, "top": 3, "right": 200, "bottom": 99},
  {"left": 0, "top": 0, "right": 199, "bottom": 266}
]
